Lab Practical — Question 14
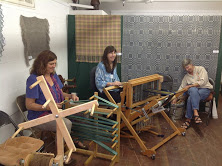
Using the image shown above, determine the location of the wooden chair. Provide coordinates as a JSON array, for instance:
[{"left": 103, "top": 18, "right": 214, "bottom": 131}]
[{"left": 0, "top": 110, "right": 44, "bottom": 166}]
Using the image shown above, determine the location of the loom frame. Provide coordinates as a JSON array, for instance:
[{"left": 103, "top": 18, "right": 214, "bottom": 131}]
[
  {"left": 103, "top": 74, "right": 186, "bottom": 159},
  {"left": 64, "top": 91, "right": 121, "bottom": 166}
]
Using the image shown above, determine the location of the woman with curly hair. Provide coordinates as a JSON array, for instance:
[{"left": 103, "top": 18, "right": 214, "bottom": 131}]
[{"left": 26, "top": 50, "right": 87, "bottom": 150}]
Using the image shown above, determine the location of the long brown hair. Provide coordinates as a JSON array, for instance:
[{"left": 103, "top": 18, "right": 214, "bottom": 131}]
[
  {"left": 102, "top": 46, "right": 117, "bottom": 73},
  {"left": 30, "top": 50, "right": 57, "bottom": 76}
]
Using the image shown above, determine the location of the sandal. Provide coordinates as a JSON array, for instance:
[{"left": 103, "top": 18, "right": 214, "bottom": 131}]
[
  {"left": 181, "top": 120, "right": 191, "bottom": 129},
  {"left": 74, "top": 141, "right": 89, "bottom": 150},
  {"left": 194, "top": 115, "right": 202, "bottom": 124}
]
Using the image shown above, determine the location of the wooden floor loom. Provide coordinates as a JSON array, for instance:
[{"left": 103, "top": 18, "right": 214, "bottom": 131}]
[
  {"left": 103, "top": 74, "right": 186, "bottom": 159},
  {"left": 11, "top": 75, "right": 99, "bottom": 166},
  {"left": 63, "top": 92, "right": 121, "bottom": 166}
]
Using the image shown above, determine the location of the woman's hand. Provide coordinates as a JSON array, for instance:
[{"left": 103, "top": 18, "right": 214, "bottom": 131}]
[
  {"left": 71, "top": 93, "right": 79, "bottom": 101},
  {"left": 112, "top": 81, "right": 122, "bottom": 86},
  {"left": 62, "top": 91, "right": 79, "bottom": 102},
  {"left": 184, "top": 85, "right": 192, "bottom": 91},
  {"left": 56, "top": 103, "right": 63, "bottom": 109}
]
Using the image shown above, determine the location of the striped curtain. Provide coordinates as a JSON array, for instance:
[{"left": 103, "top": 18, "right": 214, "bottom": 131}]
[{"left": 75, "top": 15, "right": 121, "bottom": 63}]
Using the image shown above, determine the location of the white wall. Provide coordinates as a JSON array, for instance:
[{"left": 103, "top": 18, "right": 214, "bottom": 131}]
[{"left": 0, "top": 0, "right": 70, "bottom": 143}]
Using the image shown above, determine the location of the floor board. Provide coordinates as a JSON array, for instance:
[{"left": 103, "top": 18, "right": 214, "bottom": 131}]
[{"left": 44, "top": 95, "right": 222, "bottom": 166}]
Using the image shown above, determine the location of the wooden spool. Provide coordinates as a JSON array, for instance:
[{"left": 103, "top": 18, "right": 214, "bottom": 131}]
[{"left": 24, "top": 153, "right": 54, "bottom": 166}]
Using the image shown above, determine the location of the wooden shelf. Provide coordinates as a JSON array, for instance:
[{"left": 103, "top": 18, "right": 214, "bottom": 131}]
[{"left": 69, "top": 10, "right": 108, "bottom": 15}]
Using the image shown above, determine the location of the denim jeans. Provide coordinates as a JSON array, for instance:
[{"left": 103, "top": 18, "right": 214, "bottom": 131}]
[{"left": 185, "top": 87, "right": 210, "bottom": 119}]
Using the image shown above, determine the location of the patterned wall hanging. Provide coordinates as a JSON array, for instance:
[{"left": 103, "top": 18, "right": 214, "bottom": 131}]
[
  {"left": 0, "top": 4, "right": 5, "bottom": 59},
  {"left": 122, "top": 15, "right": 221, "bottom": 91},
  {"left": 20, "top": 15, "right": 50, "bottom": 65},
  {"left": 75, "top": 15, "right": 121, "bottom": 63}
]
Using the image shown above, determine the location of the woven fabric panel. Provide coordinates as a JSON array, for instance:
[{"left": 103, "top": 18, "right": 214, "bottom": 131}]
[
  {"left": 20, "top": 15, "right": 50, "bottom": 65},
  {"left": 122, "top": 15, "right": 221, "bottom": 91},
  {"left": 75, "top": 15, "right": 121, "bottom": 63},
  {"left": 0, "top": 4, "right": 5, "bottom": 59}
]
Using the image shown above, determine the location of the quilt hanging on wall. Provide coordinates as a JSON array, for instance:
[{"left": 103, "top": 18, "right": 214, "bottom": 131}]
[
  {"left": 75, "top": 15, "right": 121, "bottom": 63},
  {"left": 20, "top": 15, "right": 50, "bottom": 65},
  {"left": 0, "top": 4, "right": 5, "bottom": 59},
  {"left": 122, "top": 15, "right": 221, "bottom": 91}
]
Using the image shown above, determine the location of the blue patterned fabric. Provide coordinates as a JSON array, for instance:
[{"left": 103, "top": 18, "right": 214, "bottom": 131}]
[
  {"left": 0, "top": 4, "right": 5, "bottom": 58},
  {"left": 122, "top": 15, "right": 221, "bottom": 91},
  {"left": 95, "top": 62, "right": 120, "bottom": 93}
]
